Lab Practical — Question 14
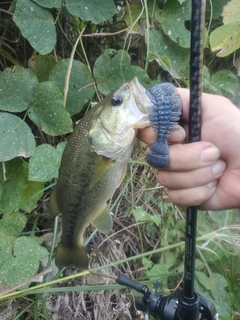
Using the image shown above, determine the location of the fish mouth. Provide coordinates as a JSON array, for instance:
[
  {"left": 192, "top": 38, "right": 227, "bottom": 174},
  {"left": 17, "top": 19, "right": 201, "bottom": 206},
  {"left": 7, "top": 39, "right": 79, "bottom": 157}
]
[{"left": 129, "top": 77, "right": 153, "bottom": 115}]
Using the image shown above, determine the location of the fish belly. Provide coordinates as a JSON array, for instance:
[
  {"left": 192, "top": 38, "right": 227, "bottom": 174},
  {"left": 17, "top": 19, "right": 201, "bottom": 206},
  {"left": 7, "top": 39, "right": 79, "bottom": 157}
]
[{"left": 51, "top": 114, "right": 133, "bottom": 268}]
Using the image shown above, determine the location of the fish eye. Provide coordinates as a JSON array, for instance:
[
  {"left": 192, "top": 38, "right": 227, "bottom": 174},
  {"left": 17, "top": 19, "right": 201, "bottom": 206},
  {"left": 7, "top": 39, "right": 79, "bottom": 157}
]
[{"left": 111, "top": 95, "right": 123, "bottom": 107}]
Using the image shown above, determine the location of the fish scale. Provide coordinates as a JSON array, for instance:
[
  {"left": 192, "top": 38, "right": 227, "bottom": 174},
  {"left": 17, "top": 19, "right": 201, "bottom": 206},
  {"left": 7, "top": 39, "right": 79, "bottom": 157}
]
[{"left": 49, "top": 77, "right": 182, "bottom": 269}]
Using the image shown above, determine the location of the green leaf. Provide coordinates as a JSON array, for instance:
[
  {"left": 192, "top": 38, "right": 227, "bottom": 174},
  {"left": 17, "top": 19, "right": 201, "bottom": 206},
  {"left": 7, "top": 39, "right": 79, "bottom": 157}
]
[
  {"left": 195, "top": 271, "right": 212, "bottom": 291},
  {"left": 0, "top": 232, "right": 15, "bottom": 268},
  {"left": 142, "top": 257, "right": 154, "bottom": 270},
  {"left": 124, "top": 1, "right": 156, "bottom": 33},
  {"left": 0, "top": 66, "right": 38, "bottom": 112},
  {"left": 65, "top": 0, "right": 116, "bottom": 24},
  {"left": 0, "top": 255, "right": 39, "bottom": 288},
  {"left": 0, "top": 158, "right": 44, "bottom": 214},
  {"left": 160, "top": 0, "right": 191, "bottom": 48},
  {"left": 210, "top": 23, "right": 240, "bottom": 57},
  {"left": 0, "top": 237, "right": 48, "bottom": 289},
  {"left": 147, "top": 29, "right": 190, "bottom": 79},
  {"left": 50, "top": 59, "right": 95, "bottom": 116},
  {"left": 30, "top": 54, "right": 57, "bottom": 82},
  {"left": 0, "top": 212, "right": 27, "bottom": 237},
  {"left": 211, "top": 0, "right": 229, "bottom": 19},
  {"left": 29, "top": 142, "right": 67, "bottom": 182},
  {"left": 151, "top": 214, "right": 161, "bottom": 226},
  {"left": 93, "top": 49, "right": 151, "bottom": 95},
  {"left": 14, "top": 236, "right": 49, "bottom": 260},
  {"left": 0, "top": 113, "right": 35, "bottom": 161},
  {"left": 210, "top": 70, "right": 239, "bottom": 96},
  {"left": 195, "top": 272, "right": 231, "bottom": 317},
  {"left": 147, "top": 263, "right": 169, "bottom": 277},
  {"left": 222, "top": 0, "right": 240, "bottom": 24},
  {"left": 28, "top": 81, "right": 73, "bottom": 135},
  {"left": 13, "top": 0, "right": 56, "bottom": 54},
  {"left": 32, "top": 0, "right": 62, "bottom": 8},
  {"left": 133, "top": 207, "right": 151, "bottom": 223}
]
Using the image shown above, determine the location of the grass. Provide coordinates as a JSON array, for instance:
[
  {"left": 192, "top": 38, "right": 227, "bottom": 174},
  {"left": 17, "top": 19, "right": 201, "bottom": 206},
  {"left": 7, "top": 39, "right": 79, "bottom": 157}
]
[
  {"left": 1, "top": 144, "right": 240, "bottom": 319},
  {"left": 1, "top": 1, "right": 240, "bottom": 319}
]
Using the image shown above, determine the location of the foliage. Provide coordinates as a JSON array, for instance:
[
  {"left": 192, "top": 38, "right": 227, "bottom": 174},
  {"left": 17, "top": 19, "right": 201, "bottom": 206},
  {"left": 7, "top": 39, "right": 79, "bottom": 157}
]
[
  {"left": 0, "top": 211, "right": 48, "bottom": 290},
  {"left": 0, "top": 0, "right": 240, "bottom": 319},
  {"left": 209, "top": 0, "right": 240, "bottom": 57}
]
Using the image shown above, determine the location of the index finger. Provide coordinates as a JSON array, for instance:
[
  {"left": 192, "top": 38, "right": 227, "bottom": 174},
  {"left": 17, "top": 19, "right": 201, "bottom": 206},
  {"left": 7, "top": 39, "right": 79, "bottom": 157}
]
[{"left": 176, "top": 88, "right": 190, "bottom": 122}]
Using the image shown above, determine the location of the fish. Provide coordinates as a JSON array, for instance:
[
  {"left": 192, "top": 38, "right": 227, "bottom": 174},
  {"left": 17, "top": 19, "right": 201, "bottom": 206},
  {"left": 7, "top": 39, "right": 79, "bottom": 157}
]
[{"left": 49, "top": 77, "right": 154, "bottom": 269}]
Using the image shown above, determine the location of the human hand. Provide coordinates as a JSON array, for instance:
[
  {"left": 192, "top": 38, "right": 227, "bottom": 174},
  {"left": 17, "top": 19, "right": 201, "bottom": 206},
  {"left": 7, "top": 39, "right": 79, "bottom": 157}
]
[{"left": 138, "top": 89, "right": 240, "bottom": 210}]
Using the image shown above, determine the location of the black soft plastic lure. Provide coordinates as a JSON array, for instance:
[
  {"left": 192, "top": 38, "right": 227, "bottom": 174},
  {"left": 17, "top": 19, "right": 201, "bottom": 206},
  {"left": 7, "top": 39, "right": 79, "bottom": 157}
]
[{"left": 145, "top": 83, "right": 182, "bottom": 168}]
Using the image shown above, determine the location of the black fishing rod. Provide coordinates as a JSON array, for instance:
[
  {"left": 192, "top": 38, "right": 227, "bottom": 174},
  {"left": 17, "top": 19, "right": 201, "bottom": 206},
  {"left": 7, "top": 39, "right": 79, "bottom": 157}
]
[{"left": 116, "top": 1, "right": 218, "bottom": 319}]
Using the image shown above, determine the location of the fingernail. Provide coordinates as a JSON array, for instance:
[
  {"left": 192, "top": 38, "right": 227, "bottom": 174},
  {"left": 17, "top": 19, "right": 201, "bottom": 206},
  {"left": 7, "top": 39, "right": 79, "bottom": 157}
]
[
  {"left": 207, "top": 180, "right": 217, "bottom": 189},
  {"left": 212, "top": 160, "right": 226, "bottom": 175},
  {"left": 168, "top": 125, "right": 185, "bottom": 142},
  {"left": 201, "top": 146, "right": 220, "bottom": 163}
]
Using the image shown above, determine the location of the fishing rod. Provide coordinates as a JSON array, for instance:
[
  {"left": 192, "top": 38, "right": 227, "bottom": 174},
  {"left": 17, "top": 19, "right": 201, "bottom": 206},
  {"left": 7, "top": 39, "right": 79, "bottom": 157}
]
[{"left": 116, "top": 1, "right": 218, "bottom": 319}]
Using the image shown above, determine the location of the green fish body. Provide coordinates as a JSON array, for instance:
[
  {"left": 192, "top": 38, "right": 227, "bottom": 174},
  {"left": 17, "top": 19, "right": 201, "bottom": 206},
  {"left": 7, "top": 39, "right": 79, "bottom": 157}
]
[{"left": 50, "top": 78, "right": 152, "bottom": 269}]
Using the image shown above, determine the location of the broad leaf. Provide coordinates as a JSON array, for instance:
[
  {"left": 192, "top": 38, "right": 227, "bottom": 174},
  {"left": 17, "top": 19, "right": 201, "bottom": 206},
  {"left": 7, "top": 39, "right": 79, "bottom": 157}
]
[
  {"left": 65, "top": 0, "right": 116, "bottom": 24},
  {"left": 0, "top": 158, "right": 44, "bottom": 214},
  {"left": 124, "top": 0, "right": 157, "bottom": 33},
  {"left": 28, "top": 81, "right": 73, "bottom": 135},
  {"left": 29, "top": 142, "right": 67, "bottom": 182},
  {"left": 210, "top": 70, "right": 239, "bottom": 96},
  {"left": 147, "top": 263, "right": 170, "bottom": 277},
  {"left": 14, "top": 236, "right": 49, "bottom": 260},
  {"left": 13, "top": 0, "right": 56, "bottom": 54},
  {"left": 222, "top": 0, "right": 240, "bottom": 24},
  {"left": 160, "top": 0, "right": 191, "bottom": 48},
  {"left": 33, "top": 0, "right": 62, "bottom": 8},
  {"left": 0, "top": 236, "right": 48, "bottom": 289},
  {"left": 147, "top": 29, "right": 190, "bottom": 79},
  {"left": 0, "top": 212, "right": 27, "bottom": 237},
  {"left": 195, "top": 271, "right": 212, "bottom": 291},
  {"left": 0, "top": 66, "right": 38, "bottom": 112},
  {"left": 195, "top": 273, "right": 231, "bottom": 317},
  {"left": 50, "top": 59, "right": 95, "bottom": 116},
  {"left": 30, "top": 54, "right": 57, "bottom": 82},
  {"left": 93, "top": 49, "right": 151, "bottom": 95},
  {"left": 211, "top": 0, "right": 229, "bottom": 19},
  {"left": 210, "top": 23, "right": 240, "bottom": 57},
  {"left": 0, "top": 113, "right": 35, "bottom": 161},
  {"left": 133, "top": 207, "right": 151, "bottom": 223},
  {"left": 0, "top": 233, "right": 15, "bottom": 268}
]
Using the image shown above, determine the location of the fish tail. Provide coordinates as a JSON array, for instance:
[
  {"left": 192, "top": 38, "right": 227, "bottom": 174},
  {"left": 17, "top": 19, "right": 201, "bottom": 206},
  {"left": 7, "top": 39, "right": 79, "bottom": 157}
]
[{"left": 55, "top": 242, "right": 89, "bottom": 269}]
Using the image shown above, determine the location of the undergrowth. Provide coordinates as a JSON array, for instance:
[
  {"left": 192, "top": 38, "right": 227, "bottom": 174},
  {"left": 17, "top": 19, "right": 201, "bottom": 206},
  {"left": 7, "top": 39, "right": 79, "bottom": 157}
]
[{"left": 0, "top": 0, "right": 240, "bottom": 319}]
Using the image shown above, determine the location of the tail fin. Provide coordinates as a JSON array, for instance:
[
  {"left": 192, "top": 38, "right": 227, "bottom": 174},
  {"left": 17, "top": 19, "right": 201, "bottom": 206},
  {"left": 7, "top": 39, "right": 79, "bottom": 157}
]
[{"left": 55, "top": 242, "right": 89, "bottom": 269}]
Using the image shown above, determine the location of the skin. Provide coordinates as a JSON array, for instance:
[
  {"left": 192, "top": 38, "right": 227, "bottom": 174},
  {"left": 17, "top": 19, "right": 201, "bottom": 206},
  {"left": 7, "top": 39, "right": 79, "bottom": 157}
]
[{"left": 138, "top": 88, "right": 240, "bottom": 210}]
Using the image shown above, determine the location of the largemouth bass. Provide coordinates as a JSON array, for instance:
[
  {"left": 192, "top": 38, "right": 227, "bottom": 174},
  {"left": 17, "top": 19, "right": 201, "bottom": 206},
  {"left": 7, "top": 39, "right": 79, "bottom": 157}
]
[{"left": 49, "top": 77, "right": 153, "bottom": 269}]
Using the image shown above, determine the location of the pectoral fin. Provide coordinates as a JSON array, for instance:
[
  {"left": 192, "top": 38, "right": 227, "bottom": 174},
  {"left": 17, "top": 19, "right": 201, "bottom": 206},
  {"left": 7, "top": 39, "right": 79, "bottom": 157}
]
[
  {"left": 91, "top": 207, "right": 113, "bottom": 234},
  {"left": 90, "top": 157, "right": 113, "bottom": 188}
]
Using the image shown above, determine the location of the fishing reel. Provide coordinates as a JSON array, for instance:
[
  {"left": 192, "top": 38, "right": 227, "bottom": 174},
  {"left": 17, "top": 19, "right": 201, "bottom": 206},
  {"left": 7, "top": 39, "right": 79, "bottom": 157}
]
[{"left": 116, "top": 274, "right": 218, "bottom": 320}]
